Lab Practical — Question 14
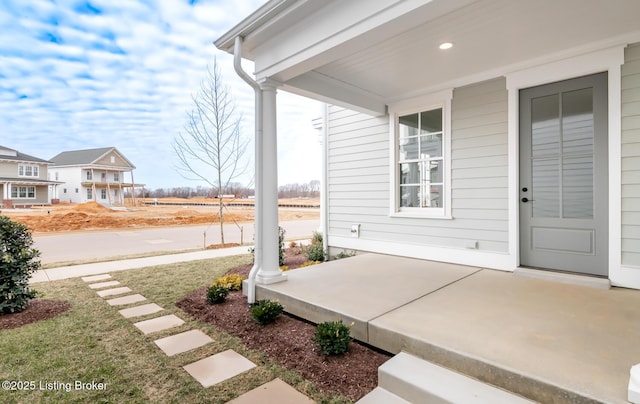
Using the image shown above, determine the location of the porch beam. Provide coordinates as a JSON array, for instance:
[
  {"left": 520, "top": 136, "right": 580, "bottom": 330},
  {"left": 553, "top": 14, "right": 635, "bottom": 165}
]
[
  {"left": 283, "top": 71, "right": 386, "bottom": 116},
  {"left": 255, "top": 78, "right": 287, "bottom": 285}
]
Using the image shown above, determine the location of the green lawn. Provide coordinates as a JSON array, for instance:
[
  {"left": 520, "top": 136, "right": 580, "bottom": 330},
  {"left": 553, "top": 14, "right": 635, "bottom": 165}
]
[{"left": 0, "top": 254, "right": 349, "bottom": 403}]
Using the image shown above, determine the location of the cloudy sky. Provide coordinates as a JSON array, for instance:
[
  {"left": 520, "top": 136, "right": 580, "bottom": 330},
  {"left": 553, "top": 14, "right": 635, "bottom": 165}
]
[{"left": 0, "top": 0, "right": 323, "bottom": 190}]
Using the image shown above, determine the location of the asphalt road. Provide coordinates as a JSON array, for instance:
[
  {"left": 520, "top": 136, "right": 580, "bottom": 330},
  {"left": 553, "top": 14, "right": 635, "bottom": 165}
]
[{"left": 34, "top": 219, "right": 319, "bottom": 265}]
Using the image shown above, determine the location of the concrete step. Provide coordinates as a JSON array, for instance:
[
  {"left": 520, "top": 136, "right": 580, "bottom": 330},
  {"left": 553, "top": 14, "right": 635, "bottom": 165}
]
[
  {"left": 356, "top": 387, "right": 410, "bottom": 403},
  {"left": 378, "top": 352, "right": 534, "bottom": 404}
]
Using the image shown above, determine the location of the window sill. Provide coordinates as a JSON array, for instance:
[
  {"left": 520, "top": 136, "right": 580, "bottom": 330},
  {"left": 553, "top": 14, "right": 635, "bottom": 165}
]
[{"left": 389, "top": 211, "right": 453, "bottom": 220}]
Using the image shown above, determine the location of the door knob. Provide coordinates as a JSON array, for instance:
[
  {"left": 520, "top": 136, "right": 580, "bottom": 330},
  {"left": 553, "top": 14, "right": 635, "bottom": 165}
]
[
  {"left": 521, "top": 197, "right": 529, "bottom": 203},
  {"left": 522, "top": 187, "right": 528, "bottom": 192}
]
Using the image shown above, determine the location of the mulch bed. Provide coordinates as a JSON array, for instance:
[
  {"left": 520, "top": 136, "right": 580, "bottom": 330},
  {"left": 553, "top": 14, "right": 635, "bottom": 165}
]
[
  {"left": 0, "top": 299, "right": 71, "bottom": 330},
  {"left": 176, "top": 246, "right": 391, "bottom": 401}
]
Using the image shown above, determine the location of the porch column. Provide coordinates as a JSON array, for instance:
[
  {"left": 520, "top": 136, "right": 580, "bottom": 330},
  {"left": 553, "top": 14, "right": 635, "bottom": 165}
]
[{"left": 255, "top": 78, "right": 287, "bottom": 285}]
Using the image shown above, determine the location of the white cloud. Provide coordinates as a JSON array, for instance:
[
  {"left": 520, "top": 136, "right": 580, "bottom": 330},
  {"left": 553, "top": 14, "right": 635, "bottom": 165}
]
[{"left": 0, "top": 0, "right": 322, "bottom": 190}]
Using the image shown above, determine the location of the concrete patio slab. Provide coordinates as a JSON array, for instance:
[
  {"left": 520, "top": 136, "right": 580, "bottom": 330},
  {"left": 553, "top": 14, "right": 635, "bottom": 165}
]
[
  {"left": 118, "top": 303, "right": 164, "bottom": 319},
  {"left": 96, "top": 286, "right": 132, "bottom": 297},
  {"left": 228, "top": 378, "right": 314, "bottom": 403},
  {"left": 368, "top": 269, "right": 640, "bottom": 403},
  {"left": 183, "top": 349, "right": 255, "bottom": 388},
  {"left": 88, "top": 280, "right": 120, "bottom": 289},
  {"left": 82, "top": 274, "right": 112, "bottom": 282},
  {"left": 133, "top": 314, "right": 184, "bottom": 335},
  {"left": 256, "top": 253, "right": 479, "bottom": 340},
  {"left": 154, "top": 329, "right": 213, "bottom": 356},
  {"left": 256, "top": 253, "right": 640, "bottom": 403},
  {"left": 106, "top": 294, "right": 146, "bottom": 306}
]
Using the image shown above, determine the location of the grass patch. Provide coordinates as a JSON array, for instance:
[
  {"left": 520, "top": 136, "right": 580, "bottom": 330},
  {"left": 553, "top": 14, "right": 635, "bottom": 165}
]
[{"left": 0, "top": 254, "right": 350, "bottom": 403}]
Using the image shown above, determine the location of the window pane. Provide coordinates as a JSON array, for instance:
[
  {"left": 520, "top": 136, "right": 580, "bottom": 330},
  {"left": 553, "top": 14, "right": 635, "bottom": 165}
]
[
  {"left": 19, "top": 166, "right": 24, "bottom": 176},
  {"left": 399, "top": 113, "right": 419, "bottom": 138},
  {"left": 399, "top": 137, "right": 419, "bottom": 160},
  {"left": 562, "top": 88, "right": 593, "bottom": 156},
  {"left": 420, "top": 109, "right": 442, "bottom": 134},
  {"left": 531, "top": 94, "right": 560, "bottom": 158},
  {"left": 25, "top": 166, "right": 32, "bottom": 176},
  {"left": 424, "top": 160, "right": 443, "bottom": 183},
  {"left": 563, "top": 155, "right": 593, "bottom": 218},
  {"left": 400, "top": 163, "right": 420, "bottom": 185},
  {"left": 423, "top": 185, "right": 443, "bottom": 208},
  {"left": 532, "top": 158, "right": 559, "bottom": 218},
  {"left": 400, "top": 185, "right": 419, "bottom": 207},
  {"left": 27, "top": 187, "right": 35, "bottom": 198},
  {"left": 420, "top": 134, "right": 442, "bottom": 158},
  {"left": 33, "top": 166, "right": 39, "bottom": 177}
]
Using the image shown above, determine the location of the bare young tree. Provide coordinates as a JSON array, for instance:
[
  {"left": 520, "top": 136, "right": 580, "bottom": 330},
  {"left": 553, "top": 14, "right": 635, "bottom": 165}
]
[{"left": 173, "top": 58, "right": 250, "bottom": 245}]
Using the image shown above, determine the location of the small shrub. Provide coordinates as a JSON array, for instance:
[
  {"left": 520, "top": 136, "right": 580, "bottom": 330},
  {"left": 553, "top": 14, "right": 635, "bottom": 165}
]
[
  {"left": 0, "top": 216, "right": 41, "bottom": 314},
  {"left": 311, "top": 231, "right": 323, "bottom": 246},
  {"left": 212, "top": 274, "right": 245, "bottom": 291},
  {"left": 305, "top": 242, "right": 325, "bottom": 262},
  {"left": 206, "top": 284, "right": 229, "bottom": 304},
  {"left": 313, "top": 320, "right": 352, "bottom": 355},
  {"left": 251, "top": 299, "right": 283, "bottom": 325},
  {"left": 334, "top": 250, "right": 356, "bottom": 260}
]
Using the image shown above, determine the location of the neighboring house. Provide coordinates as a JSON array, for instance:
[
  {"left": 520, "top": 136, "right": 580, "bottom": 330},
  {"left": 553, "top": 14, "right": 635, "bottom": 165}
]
[
  {"left": 49, "top": 147, "right": 141, "bottom": 206},
  {"left": 0, "top": 145, "right": 61, "bottom": 208},
  {"left": 216, "top": 0, "right": 640, "bottom": 289}
]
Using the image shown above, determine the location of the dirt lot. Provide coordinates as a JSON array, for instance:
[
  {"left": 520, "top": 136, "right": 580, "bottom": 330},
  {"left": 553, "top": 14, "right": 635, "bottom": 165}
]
[{"left": 1, "top": 198, "right": 319, "bottom": 233}]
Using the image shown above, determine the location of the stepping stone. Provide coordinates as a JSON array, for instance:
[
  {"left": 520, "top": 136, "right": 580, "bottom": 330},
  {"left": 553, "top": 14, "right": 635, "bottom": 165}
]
[
  {"left": 107, "top": 294, "right": 146, "bottom": 306},
  {"left": 228, "top": 378, "right": 314, "bottom": 403},
  {"left": 118, "top": 303, "right": 164, "bottom": 319},
  {"left": 97, "top": 287, "right": 132, "bottom": 297},
  {"left": 88, "top": 280, "right": 121, "bottom": 289},
  {"left": 82, "top": 274, "right": 112, "bottom": 283},
  {"left": 154, "top": 329, "right": 213, "bottom": 357},
  {"left": 134, "top": 314, "right": 184, "bottom": 335},
  {"left": 183, "top": 349, "right": 256, "bottom": 388}
]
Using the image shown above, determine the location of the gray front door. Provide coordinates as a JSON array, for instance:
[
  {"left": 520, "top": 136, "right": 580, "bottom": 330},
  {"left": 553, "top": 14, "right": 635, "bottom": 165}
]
[{"left": 519, "top": 72, "right": 608, "bottom": 276}]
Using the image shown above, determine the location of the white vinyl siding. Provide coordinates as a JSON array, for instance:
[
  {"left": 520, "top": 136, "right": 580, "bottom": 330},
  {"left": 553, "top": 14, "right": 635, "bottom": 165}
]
[
  {"left": 326, "top": 77, "right": 509, "bottom": 253},
  {"left": 622, "top": 42, "right": 640, "bottom": 267}
]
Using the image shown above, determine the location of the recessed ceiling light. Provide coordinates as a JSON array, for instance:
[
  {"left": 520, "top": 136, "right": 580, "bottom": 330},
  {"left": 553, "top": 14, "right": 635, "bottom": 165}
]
[{"left": 439, "top": 42, "right": 453, "bottom": 50}]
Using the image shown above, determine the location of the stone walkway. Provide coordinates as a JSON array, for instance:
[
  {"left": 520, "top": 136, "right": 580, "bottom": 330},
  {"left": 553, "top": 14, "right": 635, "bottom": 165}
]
[{"left": 82, "top": 273, "right": 313, "bottom": 403}]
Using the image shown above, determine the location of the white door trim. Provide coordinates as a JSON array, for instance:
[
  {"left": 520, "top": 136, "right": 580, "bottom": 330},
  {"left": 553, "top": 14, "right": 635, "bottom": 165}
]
[{"left": 506, "top": 46, "right": 625, "bottom": 283}]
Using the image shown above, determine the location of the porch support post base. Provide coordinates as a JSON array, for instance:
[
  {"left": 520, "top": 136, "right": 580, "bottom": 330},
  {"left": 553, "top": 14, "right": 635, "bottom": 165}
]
[{"left": 255, "top": 271, "right": 288, "bottom": 285}]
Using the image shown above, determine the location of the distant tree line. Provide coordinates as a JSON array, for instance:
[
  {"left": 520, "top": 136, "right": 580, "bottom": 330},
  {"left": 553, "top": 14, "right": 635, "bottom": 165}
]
[
  {"left": 277, "top": 180, "right": 320, "bottom": 198},
  {"left": 129, "top": 180, "right": 320, "bottom": 199}
]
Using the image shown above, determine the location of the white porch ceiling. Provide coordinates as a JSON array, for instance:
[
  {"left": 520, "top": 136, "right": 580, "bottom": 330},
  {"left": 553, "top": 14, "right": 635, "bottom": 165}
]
[
  {"left": 219, "top": 0, "right": 640, "bottom": 115},
  {"left": 308, "top": 0, "right": 640, "bottom": 104}
]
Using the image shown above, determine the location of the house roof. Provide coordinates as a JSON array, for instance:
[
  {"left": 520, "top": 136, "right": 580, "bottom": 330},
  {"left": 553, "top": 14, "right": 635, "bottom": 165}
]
[
  {"left": 216, "top": 0, "right": 640, "bottom": 116},
  {"left": 49, "top": 147, "right": 135, "bottom": 169},
  {"left": 0, "top": 145, "right": 52, "bottom": 164}
]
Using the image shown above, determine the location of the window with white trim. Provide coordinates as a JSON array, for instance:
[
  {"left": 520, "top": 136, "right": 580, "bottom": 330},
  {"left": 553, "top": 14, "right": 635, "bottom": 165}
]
[
  {"left": 86, "top": 171, "right": 92, "bottom": 181},
  {"left": 11, "top": 186, "right": 36, "bottom": 199},
  {"left": 101, "top": 189, "right": 107, "bottom": 199},
  {"left": 398, "top": 109, "right": 444, "bottom": 209},
  {"left": 87, "top": 188, "right": 93, "bottom": 200},
  {"left": 18, "top": 164, "right": 39, "bottom": 177},
  {"left": 391, "top": 91, "right": 452, "bottom": 218},
  {"left": 113, "top": 172, "right": 119, "bottom": 182}
]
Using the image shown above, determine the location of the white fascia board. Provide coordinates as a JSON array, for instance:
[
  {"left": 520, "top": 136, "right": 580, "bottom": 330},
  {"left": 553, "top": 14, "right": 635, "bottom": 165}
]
[
  {"left": 252, "top": 0, "right": 475, "bottom": 82},
  {"left": 283, "top": 71, "right": 386, "bottom": 116}
]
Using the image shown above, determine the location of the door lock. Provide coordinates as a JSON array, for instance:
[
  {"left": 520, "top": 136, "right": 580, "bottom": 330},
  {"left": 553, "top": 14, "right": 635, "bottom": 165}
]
[{"left": 522, "top": 187, "right": 528, "bottom": 192}]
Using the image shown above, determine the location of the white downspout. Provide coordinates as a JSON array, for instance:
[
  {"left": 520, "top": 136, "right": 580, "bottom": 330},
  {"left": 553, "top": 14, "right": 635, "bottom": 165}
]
[
  {"left": 322, "top": 104, "right": 329, "bottom": 259},
  {"left": 233, "top": 36, "right": 262, "bottom": 304}
]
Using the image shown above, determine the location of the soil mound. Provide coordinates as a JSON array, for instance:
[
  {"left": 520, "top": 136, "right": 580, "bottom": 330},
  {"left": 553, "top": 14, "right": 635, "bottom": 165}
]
[{"left": 73, "top": 201, "right": 112, "bottom": 213}]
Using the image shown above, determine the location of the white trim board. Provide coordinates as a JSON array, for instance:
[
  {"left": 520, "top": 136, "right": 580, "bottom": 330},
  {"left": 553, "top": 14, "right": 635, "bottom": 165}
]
[{"left": 329, "top": 236, "right": 513, "bottom": 271}]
